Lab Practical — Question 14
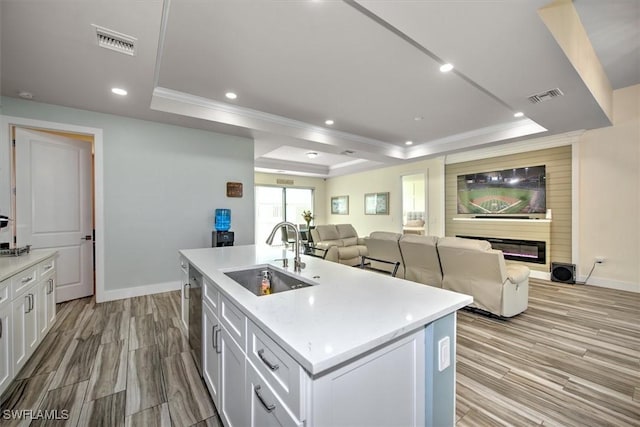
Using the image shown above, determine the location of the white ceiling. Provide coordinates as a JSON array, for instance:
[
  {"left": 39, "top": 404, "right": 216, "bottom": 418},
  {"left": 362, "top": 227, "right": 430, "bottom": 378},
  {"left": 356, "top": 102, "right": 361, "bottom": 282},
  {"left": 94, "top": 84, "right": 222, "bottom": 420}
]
[{"left": 1, "top": 0, "right": 638, "bottom": 177}]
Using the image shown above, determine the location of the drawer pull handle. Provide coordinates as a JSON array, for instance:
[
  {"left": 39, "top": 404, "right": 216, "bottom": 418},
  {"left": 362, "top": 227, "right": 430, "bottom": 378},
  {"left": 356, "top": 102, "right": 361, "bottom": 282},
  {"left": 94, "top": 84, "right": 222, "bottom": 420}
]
[
  {"left": 254, "top": 385, "right": 276, "bottom": 412},
  {"left": 0, "top": 318, "right": 3, "bottom": 339},
  {"left": 21, "top": 276, "right": 33, "bottom": 284},
  {"left": 214, "top": 326, "right": 221, "bottom": 354},
  {"left": 181, "top": 262, "right": 187, "bottom": 269},
  {"left": 184, "top": 283, "right": 190, "bottom": 299},
  {"left": 47, "top": 279, "right": 54, "bottom": 294},
  {"left": 29, "top": 294, "right": 34, "bottom": 312},
  {"left": 212, "top": 325, "right": 217, "bottom": 351},
  {"left": 43, "top": 264, "right": 53, "bottom": 271},
  {"left": 257, "top": 349, "right": 279, "bottom": 371}
]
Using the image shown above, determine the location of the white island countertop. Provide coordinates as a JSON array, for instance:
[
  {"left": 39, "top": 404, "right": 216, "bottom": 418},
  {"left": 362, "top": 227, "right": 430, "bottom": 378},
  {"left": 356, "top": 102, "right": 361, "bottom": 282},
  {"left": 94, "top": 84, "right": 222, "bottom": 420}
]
[
  {"left": 180, "top": 245, "right": 472, "bottom": 376},
  {"left": 0, "top": 250, "right": 58, "bottom": 282}
]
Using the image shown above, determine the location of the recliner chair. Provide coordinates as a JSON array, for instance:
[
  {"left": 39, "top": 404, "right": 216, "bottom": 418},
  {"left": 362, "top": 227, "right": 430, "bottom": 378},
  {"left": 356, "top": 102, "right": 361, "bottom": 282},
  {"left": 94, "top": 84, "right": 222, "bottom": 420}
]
[
  {"left": 363, "top": 231, "right": 405, "bottom": 277},
  {"left": 437, "top": 237, "right": 530, "bottom": 317}
]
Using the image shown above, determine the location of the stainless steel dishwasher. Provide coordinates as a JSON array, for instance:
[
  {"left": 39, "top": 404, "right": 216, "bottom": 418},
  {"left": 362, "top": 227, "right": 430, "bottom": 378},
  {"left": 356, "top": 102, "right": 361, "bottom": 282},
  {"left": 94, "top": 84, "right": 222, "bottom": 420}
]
[{"left": 188, "top": 267, "right": 203, "bottom": 374}]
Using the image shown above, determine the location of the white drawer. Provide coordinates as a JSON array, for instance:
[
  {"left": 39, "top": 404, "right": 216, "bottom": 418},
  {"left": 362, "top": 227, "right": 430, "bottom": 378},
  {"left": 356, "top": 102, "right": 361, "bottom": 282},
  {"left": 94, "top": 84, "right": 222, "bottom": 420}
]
[
  {"left": 0, "top": 279, "right": 9, "bottom": 307},
  {"left": 203, "top": 278, "right": 219, "bottom": 316},
  {"left": 220, "top": 295, "right": 246, "bottom": 351},
  {"left": 11, "top": 266, "right": 38, "bottom": 299},
  {"left": 38, "top": 258, "right": 56, "bottom": 276},
  {"left": 248, "top": 321, "right": 303, "bottom": 418},
  {"left": 247, "top": 361, "right": 303, "bottom": 427}
]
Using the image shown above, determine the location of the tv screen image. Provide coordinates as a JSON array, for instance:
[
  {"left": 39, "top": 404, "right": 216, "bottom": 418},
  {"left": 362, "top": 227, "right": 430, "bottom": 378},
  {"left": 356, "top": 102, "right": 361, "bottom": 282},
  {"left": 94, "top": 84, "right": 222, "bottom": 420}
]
[{"left": 457, "top": 165, "right": 546, "bottom": 215}]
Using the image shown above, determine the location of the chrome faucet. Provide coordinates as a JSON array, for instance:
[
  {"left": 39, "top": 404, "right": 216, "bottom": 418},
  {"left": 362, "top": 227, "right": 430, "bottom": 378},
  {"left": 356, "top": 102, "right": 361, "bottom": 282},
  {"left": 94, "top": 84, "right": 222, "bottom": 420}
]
[{"left": 265, "top": 221, "right": 306, "bottom": 272}]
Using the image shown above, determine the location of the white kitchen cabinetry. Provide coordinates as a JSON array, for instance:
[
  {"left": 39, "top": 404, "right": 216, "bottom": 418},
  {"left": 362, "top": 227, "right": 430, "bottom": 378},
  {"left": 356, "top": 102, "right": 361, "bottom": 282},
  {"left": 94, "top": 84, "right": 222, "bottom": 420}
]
[
  {"left": 247, "top": 361, "right": 302, "bottom": 427},
  {"left": 12, "top": 281, "right": 38, "bottom": 373},
  {"left": 220, "top": 326, "right": 247, "bottom": 427},
  {"left": 0, "top": 253, "right": 57, "bottom": 396},
  {"left": 180, "top": 256, "right": 189, "bottom": 331},
  {"left": 0, "top": 280, "right": 12, "bottom": 394},
  {"left": 199, "top": 277, "right": 429, "bottom": 427},
  {"left": 202, "top": 297, "right": 221, "bottom": 409}
]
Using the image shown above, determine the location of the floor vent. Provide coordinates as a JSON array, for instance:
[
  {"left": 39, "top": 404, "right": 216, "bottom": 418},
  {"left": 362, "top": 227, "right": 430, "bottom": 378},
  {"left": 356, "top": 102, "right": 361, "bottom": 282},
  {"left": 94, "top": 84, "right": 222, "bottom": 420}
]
[
  {"left": 93, "top": 25, "right": 136, "bottom": 56},
  {"left": 527, "top": 88, "right": 564, "bottom": 104}
]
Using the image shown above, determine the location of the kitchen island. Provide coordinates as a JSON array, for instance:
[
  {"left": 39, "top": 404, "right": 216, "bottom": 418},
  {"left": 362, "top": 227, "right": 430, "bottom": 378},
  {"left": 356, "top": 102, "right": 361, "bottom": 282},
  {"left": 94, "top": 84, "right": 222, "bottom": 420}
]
[{"left": 180, "top": 244, "right": 472, "bottom": 427}]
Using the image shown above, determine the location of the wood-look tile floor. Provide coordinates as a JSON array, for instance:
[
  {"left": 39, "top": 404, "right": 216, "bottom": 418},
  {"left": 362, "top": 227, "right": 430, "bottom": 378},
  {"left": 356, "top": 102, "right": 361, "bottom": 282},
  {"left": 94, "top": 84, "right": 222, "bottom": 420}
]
[
  {"left": 0, "top": 292, "right": 222, "bottom": 427},
  {"left": 1, "top": 280, "right": 639, "bottom": 426},
  {"left": 456, "top": 279, "right": 640, "bottom": 426}
]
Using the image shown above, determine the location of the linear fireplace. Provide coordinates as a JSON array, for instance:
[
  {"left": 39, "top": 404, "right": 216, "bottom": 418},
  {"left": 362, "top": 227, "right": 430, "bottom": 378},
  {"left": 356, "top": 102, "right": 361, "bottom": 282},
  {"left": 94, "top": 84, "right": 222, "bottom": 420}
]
[{"left": 457, "top": 235, "right": 547, "bottom": 264}]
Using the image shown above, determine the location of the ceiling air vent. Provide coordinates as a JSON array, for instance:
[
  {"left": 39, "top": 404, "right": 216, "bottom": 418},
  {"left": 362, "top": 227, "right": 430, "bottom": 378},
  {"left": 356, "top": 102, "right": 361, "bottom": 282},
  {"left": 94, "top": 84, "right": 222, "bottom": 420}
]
[
  {"left": 93, "top": 25, "right": 137, "bottom": 56},
  {"left": 341, "top": 150, "right": 355, "bottom": 155},
  {"left": 527, "top": 88, "right": 564, "bottom": 104},
  {"left": 276, "top": 179, "right": 294, "bottom": 185}
]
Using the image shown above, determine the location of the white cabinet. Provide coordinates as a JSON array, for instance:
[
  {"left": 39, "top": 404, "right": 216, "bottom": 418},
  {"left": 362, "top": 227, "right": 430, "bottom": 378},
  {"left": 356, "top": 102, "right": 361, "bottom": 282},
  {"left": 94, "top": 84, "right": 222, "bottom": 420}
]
[
  {"left": 0, "top": 281, "right": 12, "bottom": 394},
  {"left": 1, "top": 254, "right": 57, "bottom": 396},
  {"left": 220, "top": 326, "right": 247, "bottom": 427},
  {"left": 12, "top": 282, "right": 37, "bottom": 372},
  {"left": 202, "top": 299, "right": 221, "bottom": 409},
  {"left": 247, "top": 362, "right": 302, "bottom": 427},
  {"left": 180, "top": 257, "right": 189, "bottom": 331}
]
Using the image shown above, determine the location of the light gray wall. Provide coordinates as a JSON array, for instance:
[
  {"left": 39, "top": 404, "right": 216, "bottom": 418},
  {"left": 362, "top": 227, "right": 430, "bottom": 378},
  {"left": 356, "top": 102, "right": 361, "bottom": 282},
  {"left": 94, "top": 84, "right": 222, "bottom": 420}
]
[{"left": 0, "top": 96, "right": 254, "bottom": 292}]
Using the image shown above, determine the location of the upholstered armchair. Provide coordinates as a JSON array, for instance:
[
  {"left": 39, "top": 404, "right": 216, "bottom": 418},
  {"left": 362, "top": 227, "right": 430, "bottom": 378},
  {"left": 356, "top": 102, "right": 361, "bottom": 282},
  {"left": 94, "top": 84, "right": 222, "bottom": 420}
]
[{"left": 437, "top": 237, "right": 530, "bottom": 317}]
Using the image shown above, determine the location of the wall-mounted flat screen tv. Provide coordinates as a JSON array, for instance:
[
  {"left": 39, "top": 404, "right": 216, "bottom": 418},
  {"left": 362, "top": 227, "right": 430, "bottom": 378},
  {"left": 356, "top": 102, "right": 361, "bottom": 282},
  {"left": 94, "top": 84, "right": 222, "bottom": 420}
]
[{"left": 457, "top": 165, "right": 546, "bottom": 215}]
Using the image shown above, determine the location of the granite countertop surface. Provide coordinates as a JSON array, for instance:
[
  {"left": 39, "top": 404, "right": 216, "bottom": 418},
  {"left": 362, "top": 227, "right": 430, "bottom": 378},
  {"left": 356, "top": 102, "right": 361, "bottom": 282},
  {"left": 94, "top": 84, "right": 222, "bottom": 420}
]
[
  {"left": 180, "top": 244, "right": 472, "bottom": 376},
  {"left": 0, "top": 250, "right": 58, "bottom": 283}
]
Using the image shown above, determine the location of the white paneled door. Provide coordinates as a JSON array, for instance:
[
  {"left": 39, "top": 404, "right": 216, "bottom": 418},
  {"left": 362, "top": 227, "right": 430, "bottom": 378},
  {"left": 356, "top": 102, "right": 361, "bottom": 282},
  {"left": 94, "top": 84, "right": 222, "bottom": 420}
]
[{"left": 15, "top": 128, "right": 93, "bottom": 302}]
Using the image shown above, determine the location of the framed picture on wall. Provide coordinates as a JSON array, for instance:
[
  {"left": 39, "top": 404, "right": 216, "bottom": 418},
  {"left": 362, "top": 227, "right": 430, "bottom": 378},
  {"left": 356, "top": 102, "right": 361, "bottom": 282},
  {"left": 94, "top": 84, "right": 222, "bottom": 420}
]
[
  {"left": 365, "top": 192, "right": 389, "bottom": 215},
  {"left": 331, "top": 195, "right": 349, "bottom": 215}
]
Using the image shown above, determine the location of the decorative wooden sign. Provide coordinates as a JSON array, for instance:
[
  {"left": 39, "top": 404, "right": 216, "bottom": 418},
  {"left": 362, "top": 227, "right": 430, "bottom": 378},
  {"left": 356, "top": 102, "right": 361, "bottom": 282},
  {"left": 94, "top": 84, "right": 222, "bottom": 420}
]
[{"left": 226, "top": 182, "right": 243, "bottom": 198}]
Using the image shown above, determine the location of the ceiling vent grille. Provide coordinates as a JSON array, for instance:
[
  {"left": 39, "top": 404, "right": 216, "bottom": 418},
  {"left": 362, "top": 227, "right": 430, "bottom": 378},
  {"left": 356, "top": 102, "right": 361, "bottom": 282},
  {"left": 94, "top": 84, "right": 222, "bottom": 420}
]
[
  {"left": 93, "top": 25, "right": 136, "bottom": 56},
  {"left": 527, "top": 88, "right": 564, "bottom": 104},
  {"left": 341, "top": 150, "right": 355, "bottom": 155}
]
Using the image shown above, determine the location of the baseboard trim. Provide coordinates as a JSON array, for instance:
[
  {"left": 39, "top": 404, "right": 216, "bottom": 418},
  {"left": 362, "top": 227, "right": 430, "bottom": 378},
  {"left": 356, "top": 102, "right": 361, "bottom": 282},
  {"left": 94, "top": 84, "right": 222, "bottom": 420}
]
[
  {"left": 576, "top": 275, "right": 639, "bottom": 293},
  {"left": 530, "top": 270, "right": 550, "bottom": 281},
  {"left": 98, "top": 280, "right": 181, "bottom": 303}
]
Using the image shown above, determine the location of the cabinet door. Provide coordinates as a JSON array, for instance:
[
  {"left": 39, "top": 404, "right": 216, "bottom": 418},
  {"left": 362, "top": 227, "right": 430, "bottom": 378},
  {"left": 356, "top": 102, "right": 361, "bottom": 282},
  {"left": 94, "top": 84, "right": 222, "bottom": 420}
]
[
  {"left": 203, "top": 302, "right": 221, "bottom": 409},
  {"left": 220, "top": 327, "right": 246, "bottom": 427},
  {"left": 180, "top": 265, "right": 189, "bottom": 332},
  {"left": 0, "top": 304, "right": 12, "bottom": 396},
  {"left": 36, "top": 278, "right": 49, "bottom": 337},
  {"left": 25, "top": 289, "right": 39, "bottom": 357},
  {"left": 11, "top": 293, "right": 29, "bottom": 372},
  {"left": 247, "top": 362, "right": 303, "bottom": 427},
  {"left": 46, "top": 275, "right": 56, "bottom": 328}
]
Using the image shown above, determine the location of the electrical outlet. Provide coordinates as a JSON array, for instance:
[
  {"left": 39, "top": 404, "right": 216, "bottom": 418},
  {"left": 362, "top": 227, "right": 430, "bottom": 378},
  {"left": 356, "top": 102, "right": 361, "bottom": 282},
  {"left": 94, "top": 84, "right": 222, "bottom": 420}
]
[{"left": 595, "top": 256, "right": 605, "bottom": 264}]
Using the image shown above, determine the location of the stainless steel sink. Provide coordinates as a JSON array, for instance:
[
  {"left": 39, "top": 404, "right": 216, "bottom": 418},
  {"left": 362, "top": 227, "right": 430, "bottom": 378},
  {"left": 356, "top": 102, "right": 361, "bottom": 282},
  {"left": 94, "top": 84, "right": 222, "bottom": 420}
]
[{"left": 224, "top": 265, "right": 313, "bottom": 296}]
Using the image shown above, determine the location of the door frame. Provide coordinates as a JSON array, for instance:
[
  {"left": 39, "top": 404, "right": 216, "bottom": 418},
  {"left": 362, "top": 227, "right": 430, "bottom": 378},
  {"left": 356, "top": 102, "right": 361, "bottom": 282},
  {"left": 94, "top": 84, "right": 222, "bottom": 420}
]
[{"left": 1, "top": 116, "right": 105, "bottom": 302}]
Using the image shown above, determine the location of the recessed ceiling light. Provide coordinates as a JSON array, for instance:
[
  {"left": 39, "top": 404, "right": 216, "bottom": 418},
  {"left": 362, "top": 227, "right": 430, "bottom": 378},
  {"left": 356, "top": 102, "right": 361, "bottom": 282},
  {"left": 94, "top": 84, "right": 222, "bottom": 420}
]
[
  {"left": 439, "top": 63, "right": 454, "bottom": 73},
  {"left": 306, "top": 152, "right": 319, "bottom": 159},
  {"left": 225, "top": 92, "right": 237, "bottom": 100},
  {"left": 111, "top": 87, "right": 127, "bottom": 96},
  {"left": 413, "top": 116, "right": 423, "bottom": 121},
  {"left": 405, "top": 141, "right": 413, "bottom": 146},
  {"left": 325, "top": 119, "right": 334, "bottom": 126},
  {"left": 513, "top": 112, "right": 525, "bottom": 118}
]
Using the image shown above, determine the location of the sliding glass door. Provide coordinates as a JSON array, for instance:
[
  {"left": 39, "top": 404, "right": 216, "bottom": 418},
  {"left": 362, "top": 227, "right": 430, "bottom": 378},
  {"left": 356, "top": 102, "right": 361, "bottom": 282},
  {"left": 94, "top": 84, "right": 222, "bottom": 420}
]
[{"left": 255, "top": 186, "right": 314, "bottom": 244}]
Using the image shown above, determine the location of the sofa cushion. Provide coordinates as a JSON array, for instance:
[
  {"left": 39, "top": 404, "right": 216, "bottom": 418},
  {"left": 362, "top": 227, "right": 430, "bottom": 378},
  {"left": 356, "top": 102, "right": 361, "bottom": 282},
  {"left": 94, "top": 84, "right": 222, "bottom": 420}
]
[
  {"left": 342, "top": 236, "right": 358, "bottom": 247},
  {"left": 315, "top": 225, "right": 340, "bottom": 241},
  {"left": 336, "top": 224, "right": 358, "bottom": 239}
]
